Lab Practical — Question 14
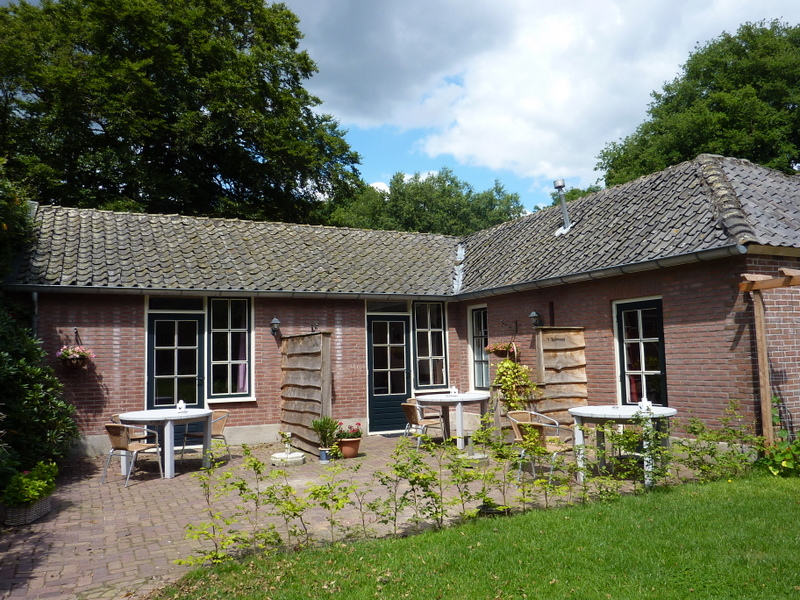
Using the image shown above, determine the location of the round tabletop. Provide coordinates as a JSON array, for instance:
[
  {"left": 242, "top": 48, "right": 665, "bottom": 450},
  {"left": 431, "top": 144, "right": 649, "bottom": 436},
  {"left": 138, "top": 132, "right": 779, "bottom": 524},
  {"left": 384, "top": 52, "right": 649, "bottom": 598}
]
[
  {"left": 568, "top": 404, "right": 676, "bottom": 419},
  {"left": 416, "top": 392, "right": 490, "bottom": 405},
  {"left": 119, "top": 408, "right": 212, "bottom": 422}
]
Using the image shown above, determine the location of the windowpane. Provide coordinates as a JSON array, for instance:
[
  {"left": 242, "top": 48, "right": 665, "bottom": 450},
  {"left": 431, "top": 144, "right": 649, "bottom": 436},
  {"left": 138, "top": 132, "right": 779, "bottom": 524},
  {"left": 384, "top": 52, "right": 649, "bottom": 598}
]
[
  {"left": 373, "top": 321, "right": 388, "bottom": 343},
  {"left": 177, "top": 377, "right": 197, "bottom": 404},
  {"left": 154, "top": 379, "right": 175, "bottom": 405},
  {"left": 373, "top": 371, "right": 389, "bottom": 395},
  {"left": 390, "top": 370, "right": 406, "bottom": 394},
  {"left": 416, "top": 332, "right": 429, "bottom": 356},
  {"left": 472, "top": 308, "right": 489, "bottom": 390},
  {"left": 432, "top": 359, "right": 445, "bottom": 385},
  {"left": 628, "top": 374, "right": 642, "bottom": 403},
  {"left": 212, "top": 332, "right": 228, "bottom": 361},
  {"left": 645, "top": 374, "right": 663, "bottom": 404},
  {"left": 231, "top": 332, "right": 247, "bottom": 361},
  {"left": 417, "top": 360, "right": 431, "bottom": 386},
  {"left": 390, "top": 347, "right": 405, "bottom": 369},
  {"left": 155, "top": 349, "right": 174, "bottom": 376},
  {"left": 177, "top": 349, "right": 197, "bottom": 375},
  {"left": 431, "top": 331, "right": 444, "bottom": 356},
  {"left": 625, "top": 343, "right": 641, "bottom": 370},
  {"left": 212, "top": 364, "right": 229, "bottom": 394},
  {"left": 415, "top": 303, "right": 429, "bottom": 329},
  {"left": 622, "top": 311, "right": 639, "bottom": 340},
  {"left": 230, "top": 300, "right": 248, "bottom": 329},
  {"left": 643, "top": 342, "right": 661, "bottom": 370},
  {"left": 155, "top": 321, "right": 175, "bottom": 347},
  {"left": 429, "top": 304, "right": 443, "bottom": 329},
  {"left": 389, "top": 321, "right": 405, "bottom": 344},
  {"left": 641, "top": 310, "right": 660, "bottom": 339},
  {"left": 373, "top": 347, "right": 388, "bottom": 370},
  {"left": 211, "top": 300, "right": 229, "bottom": 330},
  {"left": 177, "top": 321, "right": 197, "bottom": 346}
]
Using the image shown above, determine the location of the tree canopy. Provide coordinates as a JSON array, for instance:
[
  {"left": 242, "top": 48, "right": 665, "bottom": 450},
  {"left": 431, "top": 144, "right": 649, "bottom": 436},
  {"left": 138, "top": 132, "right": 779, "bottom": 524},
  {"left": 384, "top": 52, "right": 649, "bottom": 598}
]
[
  {"left": 0, "top": 0, "right": 361, "bottom": 222},
  {"left": 597, "top": 20, "right": 800, "bottom": 187},
  {"left": 323, "top": 167, "right": 525, "bottom": 236}
]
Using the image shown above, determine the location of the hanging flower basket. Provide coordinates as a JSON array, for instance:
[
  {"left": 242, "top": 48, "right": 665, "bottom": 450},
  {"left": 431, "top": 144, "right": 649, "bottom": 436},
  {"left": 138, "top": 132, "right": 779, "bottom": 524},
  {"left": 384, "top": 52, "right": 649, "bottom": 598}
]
[
  {"left": 57, "top": 345, "right": 95, "bottom": 368},
  {"left": 485, "top": 342, "right": 518, "bottom": 359},
  {"left": 3, "top": 495, "right": 52, "bottom": 526}
]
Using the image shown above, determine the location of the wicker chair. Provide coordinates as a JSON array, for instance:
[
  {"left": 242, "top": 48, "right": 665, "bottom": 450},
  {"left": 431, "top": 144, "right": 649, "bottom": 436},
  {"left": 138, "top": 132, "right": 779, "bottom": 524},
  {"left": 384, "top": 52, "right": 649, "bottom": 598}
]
[
  {"left": 101, "top": 423, "right": 163, "bottom": 487},
  {"left": 506, "top": 410, "right": 571, "bottom": 483},
  {"left": 180, "top": 410, "right": 231, "bottom": 462},
  {"left": 110, "top": 414, "right": 152, "bottom": 443},
  {"left": 401, "top": 402, "right": 443, "bottom": 449}
]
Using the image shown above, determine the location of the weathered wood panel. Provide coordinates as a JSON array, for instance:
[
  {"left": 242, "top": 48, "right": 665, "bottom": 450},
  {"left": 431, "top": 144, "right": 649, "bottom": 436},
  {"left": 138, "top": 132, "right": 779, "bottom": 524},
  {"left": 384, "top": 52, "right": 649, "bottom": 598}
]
[
  {"left": 279, "top": 332, "right": 332, "bottom": 455},
  {"left": 534, "top": 327, "right": 587, "bottom": 424}
]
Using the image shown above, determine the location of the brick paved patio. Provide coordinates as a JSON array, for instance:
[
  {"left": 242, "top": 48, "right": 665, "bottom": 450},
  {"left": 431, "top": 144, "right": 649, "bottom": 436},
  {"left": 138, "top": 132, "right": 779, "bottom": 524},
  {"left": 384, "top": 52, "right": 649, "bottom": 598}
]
[{"left": 0, "top": 435, "right": 405, "bottom": 600}]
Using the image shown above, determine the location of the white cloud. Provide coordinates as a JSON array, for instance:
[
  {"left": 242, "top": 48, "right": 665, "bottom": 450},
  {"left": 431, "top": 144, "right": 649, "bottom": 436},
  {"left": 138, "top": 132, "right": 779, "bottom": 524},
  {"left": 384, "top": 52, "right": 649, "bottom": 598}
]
[{"left": 286, "top": 0, "right": 800, "bottom": 192}]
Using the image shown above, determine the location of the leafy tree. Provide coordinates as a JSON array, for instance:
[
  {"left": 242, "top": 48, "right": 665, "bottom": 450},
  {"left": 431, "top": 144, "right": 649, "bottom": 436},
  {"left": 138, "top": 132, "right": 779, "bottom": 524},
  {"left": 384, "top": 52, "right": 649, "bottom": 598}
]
[
  {"left": 0, "top": 0, "right": 361, "bottom": 222},
  {"left": 597, "top": 20, "right": 800, "bottom": 187},
  {"left": 324, "top": 167, "right": 524, "bottom": 236},
  {"left": 546, "top": 184, "right": 602, "bottom": 207}
]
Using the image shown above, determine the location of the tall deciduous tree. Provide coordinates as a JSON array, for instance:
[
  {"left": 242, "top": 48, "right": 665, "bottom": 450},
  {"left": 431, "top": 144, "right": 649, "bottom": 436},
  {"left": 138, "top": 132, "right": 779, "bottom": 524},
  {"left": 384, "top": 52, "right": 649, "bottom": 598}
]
[
  {"left": 597, "top": 20, "right": 800, "bottom": 187},
  {"left": 324, "top": 167, "right": 524, "bottom": 236},
  {"left": 0, "top": 0, "right": 361, "bottom": 222}
]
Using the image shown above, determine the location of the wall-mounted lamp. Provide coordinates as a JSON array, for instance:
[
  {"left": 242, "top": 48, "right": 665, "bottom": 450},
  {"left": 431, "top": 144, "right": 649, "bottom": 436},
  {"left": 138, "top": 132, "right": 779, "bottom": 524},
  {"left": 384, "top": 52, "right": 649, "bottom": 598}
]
[
  {"left": 529, "top": 310, "right": 543, "bottom": 328},
  {"left": 270, "top": 317, "right": 281, "bottom": 337}
]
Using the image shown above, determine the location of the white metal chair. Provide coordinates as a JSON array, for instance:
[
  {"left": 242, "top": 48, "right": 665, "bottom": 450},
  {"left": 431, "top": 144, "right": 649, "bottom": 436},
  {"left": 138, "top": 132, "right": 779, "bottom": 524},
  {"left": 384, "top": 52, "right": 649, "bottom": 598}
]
[
  {"left": 180, "top": 409, "right": 231, "bottom": 462},
  {"left": 507, "top": 410, "right": 571, "bottom": 482},
  {"left": 101, "top": 423, "right": 163, "bottom": 487}
]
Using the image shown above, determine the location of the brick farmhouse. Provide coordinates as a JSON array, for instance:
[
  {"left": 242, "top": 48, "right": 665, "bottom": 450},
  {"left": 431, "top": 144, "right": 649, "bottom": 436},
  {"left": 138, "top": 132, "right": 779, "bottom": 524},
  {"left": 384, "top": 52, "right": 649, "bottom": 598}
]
[{"left": 4, "top": 154, "right": 800, "bottom": 454}]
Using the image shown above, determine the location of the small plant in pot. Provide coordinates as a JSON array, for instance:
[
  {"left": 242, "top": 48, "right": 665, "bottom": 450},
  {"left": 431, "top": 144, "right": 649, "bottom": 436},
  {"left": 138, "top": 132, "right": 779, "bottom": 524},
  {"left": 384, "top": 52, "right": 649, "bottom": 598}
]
[
  {"left": 334, "top": 422, "right": 363, "bottom": 459},
  {"left": 311, "top": 416, "right": 339, "bottom": 463},
  {"left": 1, "top": 460, "right": 58, "bottom": 525}
]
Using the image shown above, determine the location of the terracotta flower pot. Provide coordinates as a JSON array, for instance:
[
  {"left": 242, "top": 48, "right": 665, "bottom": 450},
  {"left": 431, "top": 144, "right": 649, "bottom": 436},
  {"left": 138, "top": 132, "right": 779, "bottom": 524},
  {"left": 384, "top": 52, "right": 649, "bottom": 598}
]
[{"left": 336, "top": 438, "right": 361, "bottom": 459}]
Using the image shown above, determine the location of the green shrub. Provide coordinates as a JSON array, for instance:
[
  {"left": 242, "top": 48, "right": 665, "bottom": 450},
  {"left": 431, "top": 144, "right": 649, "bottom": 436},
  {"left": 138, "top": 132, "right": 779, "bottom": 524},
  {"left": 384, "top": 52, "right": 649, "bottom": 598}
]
[{"left": 0, "top": 300, "right": 79, "bottom": 473}]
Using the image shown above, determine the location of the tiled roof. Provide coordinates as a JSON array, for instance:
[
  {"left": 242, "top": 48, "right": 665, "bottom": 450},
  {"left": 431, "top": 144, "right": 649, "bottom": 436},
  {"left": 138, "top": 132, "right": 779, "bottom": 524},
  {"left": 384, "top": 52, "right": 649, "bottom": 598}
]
[
  {"left": 6, "top": 154, "right": 800, "bottom": 298},
  {"left": 458, "top": 154, "right": 800, "bottom": 294},
  {"left": 10, "top": 209, "right": 460, "bottom": 296}
]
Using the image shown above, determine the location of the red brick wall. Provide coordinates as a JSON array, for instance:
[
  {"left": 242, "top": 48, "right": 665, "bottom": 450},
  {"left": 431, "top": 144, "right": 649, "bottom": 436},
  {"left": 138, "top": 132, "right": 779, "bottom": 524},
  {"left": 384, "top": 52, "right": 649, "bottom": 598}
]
[
  {"left": 33, "top": 293, "right": 368, "bottom": 438},
  {"left": 479, "top": 255, "right": 765, "bottom": 429}
]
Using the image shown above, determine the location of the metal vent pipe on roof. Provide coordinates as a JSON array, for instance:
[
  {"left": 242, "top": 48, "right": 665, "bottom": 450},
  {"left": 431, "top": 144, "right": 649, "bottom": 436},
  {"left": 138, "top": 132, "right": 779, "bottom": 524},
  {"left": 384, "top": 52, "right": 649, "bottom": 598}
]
[{"left": 554, "top": 178, "right": 572, "bottom": 236}]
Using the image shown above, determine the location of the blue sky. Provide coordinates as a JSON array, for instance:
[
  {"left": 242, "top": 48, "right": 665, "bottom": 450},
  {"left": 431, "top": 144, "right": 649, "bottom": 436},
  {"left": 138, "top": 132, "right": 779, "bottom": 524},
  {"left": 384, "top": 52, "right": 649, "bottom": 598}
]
[{"left": 284, "top": 0, "right": 800, "bottom": 212}]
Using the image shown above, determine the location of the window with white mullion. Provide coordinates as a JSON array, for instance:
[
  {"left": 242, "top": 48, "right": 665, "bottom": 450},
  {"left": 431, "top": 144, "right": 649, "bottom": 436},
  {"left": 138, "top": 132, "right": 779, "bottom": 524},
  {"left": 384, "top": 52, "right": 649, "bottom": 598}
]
[
  {"left": 209, "top": 298, "right": 250, "bottom": 396},
  {"left": 414, "top": 302, "right": 447, "bottom": 387},
  {"left": 616, "top": 299, "right": 667, "bottom": 405}
]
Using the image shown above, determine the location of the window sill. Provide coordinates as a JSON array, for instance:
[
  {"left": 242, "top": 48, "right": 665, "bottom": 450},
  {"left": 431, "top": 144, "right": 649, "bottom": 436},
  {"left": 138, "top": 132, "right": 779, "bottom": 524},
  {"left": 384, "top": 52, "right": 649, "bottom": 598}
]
[{"left": 208, "top": 396, "right": 257, "bottom": 405}]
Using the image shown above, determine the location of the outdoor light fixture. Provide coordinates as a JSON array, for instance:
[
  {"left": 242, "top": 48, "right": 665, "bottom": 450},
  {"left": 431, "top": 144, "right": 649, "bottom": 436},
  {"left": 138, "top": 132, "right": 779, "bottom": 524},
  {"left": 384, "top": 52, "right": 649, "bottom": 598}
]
[
  {"left": 529, "top": 310, "right": 543, "bottom": 328},
  {"left": 270, "top": 317, "right": 281, "bottom": 337}
]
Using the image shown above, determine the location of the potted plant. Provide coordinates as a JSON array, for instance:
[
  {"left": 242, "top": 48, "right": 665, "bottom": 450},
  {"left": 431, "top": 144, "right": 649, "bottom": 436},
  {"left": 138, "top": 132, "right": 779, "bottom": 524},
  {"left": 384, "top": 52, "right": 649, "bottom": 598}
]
[
  {"left": 334, "top": 422, "right": 363, "bottom": 458},
  {"left": 311, "top": 416, "right": 339, "bottom": 464},
  {"left": 1, "top": 461, "right": 58, "bottom": 525},
  {"left": 485, "top": 342, "right": 518, "bottom": 359},
  {"left": 56, "top": 345, "right": 96, "bottom": 368},
  {"left": 492, "top": 358, "right": 539, "bottom": 411}
]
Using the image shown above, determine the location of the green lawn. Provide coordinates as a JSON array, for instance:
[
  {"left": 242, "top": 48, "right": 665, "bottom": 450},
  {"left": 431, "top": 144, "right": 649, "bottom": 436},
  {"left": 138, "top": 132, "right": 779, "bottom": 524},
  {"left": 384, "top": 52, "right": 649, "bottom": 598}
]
[{"left": 149, "top": 473, "right": 800, "bottom": 599}]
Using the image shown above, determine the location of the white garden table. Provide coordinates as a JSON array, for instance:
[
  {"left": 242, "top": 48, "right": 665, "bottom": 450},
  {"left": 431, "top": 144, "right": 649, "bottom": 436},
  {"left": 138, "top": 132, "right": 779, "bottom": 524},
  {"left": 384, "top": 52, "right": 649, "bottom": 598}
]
[
  {"left": 416, "top": 391, "right": 491, "bottom": 449},
  {"left": 119, "top": 408, "right": 213, "bottom": 478},
  {"left": 569, "top": 404, "right": 677, "bottom": 487}
]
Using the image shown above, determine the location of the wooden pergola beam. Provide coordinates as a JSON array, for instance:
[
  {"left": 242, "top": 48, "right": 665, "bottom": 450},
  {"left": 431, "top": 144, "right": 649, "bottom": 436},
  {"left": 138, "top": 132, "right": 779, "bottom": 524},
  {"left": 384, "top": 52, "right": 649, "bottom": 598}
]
[{"left": 739, "top": 269, "right": 800, "bottom": 292}]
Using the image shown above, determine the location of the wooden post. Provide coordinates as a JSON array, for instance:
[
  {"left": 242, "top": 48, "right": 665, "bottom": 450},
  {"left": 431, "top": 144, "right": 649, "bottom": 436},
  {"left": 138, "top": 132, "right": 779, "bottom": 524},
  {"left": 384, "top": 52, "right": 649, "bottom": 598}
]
[{"left": 752, "top": 289, "right": 774, "bottom": 445}]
